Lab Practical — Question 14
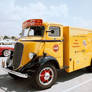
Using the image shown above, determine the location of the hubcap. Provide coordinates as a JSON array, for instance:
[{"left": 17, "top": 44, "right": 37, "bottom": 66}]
[
  {"left": 44, "top": 72, "right": 50, "bottom": 80},
  {"left": 39, "top": 67, "right": 54, "bottom": 86}
]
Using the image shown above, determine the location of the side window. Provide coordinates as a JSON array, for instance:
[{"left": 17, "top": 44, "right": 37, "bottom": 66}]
[{"left": 48, "top": 26, "right": 60, "bottom": 37}]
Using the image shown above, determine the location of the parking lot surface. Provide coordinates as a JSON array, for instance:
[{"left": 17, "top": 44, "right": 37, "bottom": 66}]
[{"left": 0, "top": 57, "right": 92, "bottom": 92}]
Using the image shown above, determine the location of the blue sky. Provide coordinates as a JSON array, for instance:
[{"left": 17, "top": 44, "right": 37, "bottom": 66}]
[{"left": 0, "top": 0, "right": 92, "bottom": 36}]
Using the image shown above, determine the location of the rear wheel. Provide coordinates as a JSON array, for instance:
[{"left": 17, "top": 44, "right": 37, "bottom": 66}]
[
  {"left": 33, "top": 64, "right": 57, "bottom": 90},
  {"left": 3, "top": 50, "right": 11, "bottom": 57}
]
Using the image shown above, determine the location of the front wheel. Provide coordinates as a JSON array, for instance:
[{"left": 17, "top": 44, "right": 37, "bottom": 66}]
[{"left": 33, "top": 64, "right": 57, "bottom": 90}]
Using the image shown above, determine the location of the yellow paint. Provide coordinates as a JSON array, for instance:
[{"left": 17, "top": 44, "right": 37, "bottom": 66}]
[
  {"left": 63, "top": 26, "right": 92, "bottom": 72},
  {"left": 16, "top": 20, "right": 92, "bottom": 73}
]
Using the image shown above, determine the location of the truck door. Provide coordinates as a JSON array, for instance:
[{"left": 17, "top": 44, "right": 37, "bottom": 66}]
[{"left": 44, "top": 25, "right": 63, "bottom": 69}]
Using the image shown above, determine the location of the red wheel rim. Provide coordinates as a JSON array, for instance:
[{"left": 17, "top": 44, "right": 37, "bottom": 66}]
[{"left": 39, "top": 67, "right": 54, "bottom": 85}]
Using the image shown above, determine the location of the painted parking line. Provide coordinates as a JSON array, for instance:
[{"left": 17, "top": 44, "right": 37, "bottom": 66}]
[{"left": 64, "top": 78, "right": 92, "bottom": 92}]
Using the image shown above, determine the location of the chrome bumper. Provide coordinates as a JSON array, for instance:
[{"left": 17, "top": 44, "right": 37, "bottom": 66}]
[
  {"left": 1, "top": 60, "right": 28, "bottom": 78},
  {"left": 1, "top": 68, "right": 28, "bottom": 78}
]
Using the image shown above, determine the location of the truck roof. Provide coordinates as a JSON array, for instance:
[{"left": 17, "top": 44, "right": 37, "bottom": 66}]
[
  {"left": 64, "top": 26, "right": 92, "bottom": 32},
  {"left": 43, "top": 22, "right": 63, "bottom": 26}
]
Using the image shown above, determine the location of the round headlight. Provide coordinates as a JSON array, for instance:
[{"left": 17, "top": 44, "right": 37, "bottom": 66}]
[{"left": 29, "top": 53, "right": 35, "bottom": 59}]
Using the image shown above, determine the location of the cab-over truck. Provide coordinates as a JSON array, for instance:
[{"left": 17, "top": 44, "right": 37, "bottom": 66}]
[{"left": 2, "top": 19, "right": 92, "bottom": 89}]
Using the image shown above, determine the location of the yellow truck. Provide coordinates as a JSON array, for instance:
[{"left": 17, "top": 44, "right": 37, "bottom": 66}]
[{"left": 2, "top": 19, "right": 92, "bottom": 89}]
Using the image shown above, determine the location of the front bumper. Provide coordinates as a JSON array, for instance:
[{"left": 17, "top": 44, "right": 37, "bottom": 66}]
[
  {"left": 1, "top": 68, "right": 28, "bottom": 78},
  {"left": 1, "top": 61, "right": 28, "bottom": 78}
]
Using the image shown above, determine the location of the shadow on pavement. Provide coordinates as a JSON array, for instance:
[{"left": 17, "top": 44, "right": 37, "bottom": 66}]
[
  {"left": 57, "top": 69, "right": 87, "bottom": 83},
  {"left": 0, "top": 74, "right": 36, "bottom": 92},
  {"left": 0, "top": 69, "right": 88, "bottom": 92}
]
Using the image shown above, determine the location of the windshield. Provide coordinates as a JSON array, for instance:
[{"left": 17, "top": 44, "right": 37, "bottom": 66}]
[{"left": 22, "top": 26, "right": 45, "bottom": 37}]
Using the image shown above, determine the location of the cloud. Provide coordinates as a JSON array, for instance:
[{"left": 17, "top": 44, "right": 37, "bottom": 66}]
[
  {"left": 10, "top": 2, "right": 68, "bottom": 20},
  {"left": 0, "top": 0, "right": 92, "bottom": 37},
  {"left": 72, "top": 17, "right": 92, "bottom": 29},
  {"left": 0, "top": 0, "right": 69, "bottom": 36},
  {"left": 0, "top": 1, "right": 69, "bottom": 21}
]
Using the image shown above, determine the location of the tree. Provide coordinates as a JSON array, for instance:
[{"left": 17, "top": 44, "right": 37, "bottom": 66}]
[
  {"left": 11, "top": 36, "right": 16, "bottom": 40},
  {"left": 3, "top": 36, "right": 9, "bottom": 39}
]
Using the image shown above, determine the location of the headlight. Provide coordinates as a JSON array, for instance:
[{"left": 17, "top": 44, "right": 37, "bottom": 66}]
[{"left": 29, "top": 53, "right": 35, "bottom": 59}]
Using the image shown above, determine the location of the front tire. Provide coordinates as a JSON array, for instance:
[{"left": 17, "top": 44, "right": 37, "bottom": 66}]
[{"left": 33, "top": 64, "right": 57, "bottom": 90}]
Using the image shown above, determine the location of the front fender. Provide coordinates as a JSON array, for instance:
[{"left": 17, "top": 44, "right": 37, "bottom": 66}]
[
  {"left": 39, "top": 56, "right": 56, "bottom": 64},
  {"left": 20, "top": 56, "right": 60, "bottom": 72},
  {"left": 36, "top": 56, "right": 60, "bottom": 69}
]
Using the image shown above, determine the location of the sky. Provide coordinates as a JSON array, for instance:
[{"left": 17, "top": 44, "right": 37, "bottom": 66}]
[{"left": 0, "top": 0, "right": 92, "bottom": 36}]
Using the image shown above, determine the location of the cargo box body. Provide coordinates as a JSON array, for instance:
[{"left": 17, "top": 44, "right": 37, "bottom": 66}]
[{"left": 63, "top": 26, "right": 92, "bottom": 72}]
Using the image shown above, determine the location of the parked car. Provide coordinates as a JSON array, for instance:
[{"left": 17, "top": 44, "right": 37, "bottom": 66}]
[{"left": 0, "top": 46, "right": 14, "bottom": 57}]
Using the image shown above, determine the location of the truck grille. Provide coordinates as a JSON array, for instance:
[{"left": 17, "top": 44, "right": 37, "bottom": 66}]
[{"left": 13, "top": 43, "right": 24, "bottom": 69}]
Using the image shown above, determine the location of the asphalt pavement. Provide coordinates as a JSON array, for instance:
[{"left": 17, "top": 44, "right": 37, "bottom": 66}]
[{"left": 0, "top": 57, "right": 92, "bottom": 92}]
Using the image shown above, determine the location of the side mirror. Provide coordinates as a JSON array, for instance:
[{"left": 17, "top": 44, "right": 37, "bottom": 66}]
[
  {"left": 46, "top": 30, "right": 55, "bottom": 34},
  {"left": 51, "top": 30, "right": 55, "bottom": 33}
]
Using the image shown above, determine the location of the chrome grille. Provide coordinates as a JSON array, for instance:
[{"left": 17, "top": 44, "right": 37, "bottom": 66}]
[{"left": 13, "top": 43, "right": 23, "bottom": 69}]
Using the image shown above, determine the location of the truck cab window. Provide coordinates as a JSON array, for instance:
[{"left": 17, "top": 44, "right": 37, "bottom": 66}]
[
  {"left": 48, "top": 26, "right": 60, "bottom": 37},
  {"left": 23, "top": 26, "right": 45, "bottom": 37}
]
